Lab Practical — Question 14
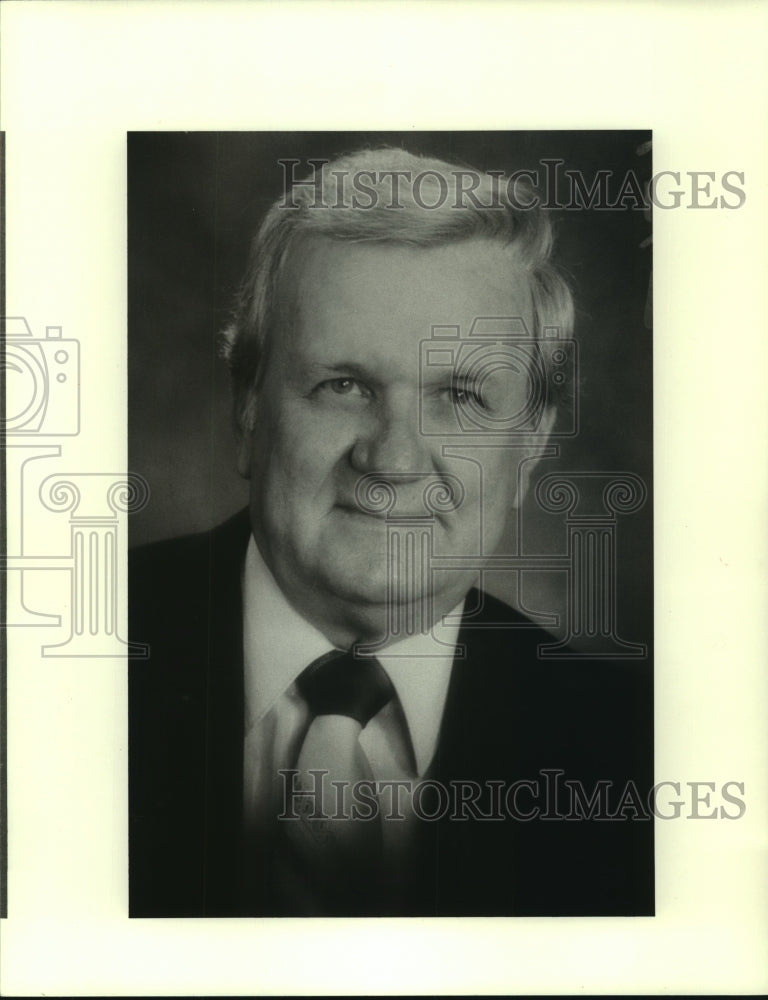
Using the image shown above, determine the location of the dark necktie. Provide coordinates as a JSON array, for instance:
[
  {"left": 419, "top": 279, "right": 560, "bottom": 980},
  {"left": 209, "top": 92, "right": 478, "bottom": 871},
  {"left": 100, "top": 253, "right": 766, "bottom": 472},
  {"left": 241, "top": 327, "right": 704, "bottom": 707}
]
[{"left": 272, "top": 650, "right": 395, "bottom": 915}]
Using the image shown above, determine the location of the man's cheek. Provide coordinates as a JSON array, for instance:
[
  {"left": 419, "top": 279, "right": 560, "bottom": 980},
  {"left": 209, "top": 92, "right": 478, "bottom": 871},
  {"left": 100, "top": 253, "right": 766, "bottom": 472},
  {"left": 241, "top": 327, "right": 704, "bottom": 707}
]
[{"left": 282, "top": 408, "right": 355, "bottom": 455}]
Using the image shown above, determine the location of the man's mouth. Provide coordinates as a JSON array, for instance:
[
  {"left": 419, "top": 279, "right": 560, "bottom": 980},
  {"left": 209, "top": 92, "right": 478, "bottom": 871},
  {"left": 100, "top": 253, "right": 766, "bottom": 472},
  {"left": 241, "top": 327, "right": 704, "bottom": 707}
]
[
  {"left": 336, "top": 502, "right": 389, "bottom": 521},
  {"left": 336, "top": 501, "right": 447, "bottom": 522}
]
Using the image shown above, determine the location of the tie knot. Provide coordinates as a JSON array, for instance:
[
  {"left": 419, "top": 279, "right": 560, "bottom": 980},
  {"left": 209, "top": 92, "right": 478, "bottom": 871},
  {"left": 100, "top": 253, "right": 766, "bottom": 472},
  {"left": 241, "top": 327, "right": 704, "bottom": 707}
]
[{"left": 297, "top": 650, "right": 394, "bottom": 727}]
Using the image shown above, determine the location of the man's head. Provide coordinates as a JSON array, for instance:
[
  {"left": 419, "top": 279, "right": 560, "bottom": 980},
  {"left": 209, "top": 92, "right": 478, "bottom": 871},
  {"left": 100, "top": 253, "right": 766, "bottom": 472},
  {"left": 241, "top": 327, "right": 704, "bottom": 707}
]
[{"left": 221, "top": 148, "right": 574, "bottom": 646}]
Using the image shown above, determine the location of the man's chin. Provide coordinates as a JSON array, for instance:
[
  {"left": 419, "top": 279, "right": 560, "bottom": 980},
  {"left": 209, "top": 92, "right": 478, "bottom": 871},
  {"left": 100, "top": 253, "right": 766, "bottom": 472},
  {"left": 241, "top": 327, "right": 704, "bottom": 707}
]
[
  {"left": 318, "top": 559, "right": 437, "bottom": 608},
  {"left": 321, "top": 565, "right": 396, "bottom": 606}
]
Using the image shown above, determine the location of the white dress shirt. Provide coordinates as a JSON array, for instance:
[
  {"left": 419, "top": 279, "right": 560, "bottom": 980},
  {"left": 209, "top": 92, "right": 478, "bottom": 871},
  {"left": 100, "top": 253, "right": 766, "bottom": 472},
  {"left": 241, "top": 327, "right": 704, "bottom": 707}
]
[{"left": 241, "top": 534, "right": 462, "bottom": 865}]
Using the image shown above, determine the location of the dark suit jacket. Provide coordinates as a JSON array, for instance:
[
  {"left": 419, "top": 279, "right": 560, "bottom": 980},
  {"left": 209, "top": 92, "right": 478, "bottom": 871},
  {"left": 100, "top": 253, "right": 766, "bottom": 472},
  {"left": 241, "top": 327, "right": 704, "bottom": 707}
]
[{"left": 129, "top": 509, "right": 653, "bottom": 917}]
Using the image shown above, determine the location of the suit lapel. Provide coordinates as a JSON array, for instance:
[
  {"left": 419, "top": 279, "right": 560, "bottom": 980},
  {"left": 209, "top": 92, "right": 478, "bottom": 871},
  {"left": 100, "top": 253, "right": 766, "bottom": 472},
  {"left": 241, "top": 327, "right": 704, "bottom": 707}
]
[
  {"left": 431, "top": 587, "right": 540, "bottom": 782},
  {"left": 409, "top": 589, "right": 538, "bottom": 914}
]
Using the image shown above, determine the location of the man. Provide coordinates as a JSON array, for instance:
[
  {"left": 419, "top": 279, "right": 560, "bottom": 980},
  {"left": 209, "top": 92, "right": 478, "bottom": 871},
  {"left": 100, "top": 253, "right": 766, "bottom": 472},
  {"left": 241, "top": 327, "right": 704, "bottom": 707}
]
[{"left": 129, "top": 147, "right": 653, "bottom": 917}]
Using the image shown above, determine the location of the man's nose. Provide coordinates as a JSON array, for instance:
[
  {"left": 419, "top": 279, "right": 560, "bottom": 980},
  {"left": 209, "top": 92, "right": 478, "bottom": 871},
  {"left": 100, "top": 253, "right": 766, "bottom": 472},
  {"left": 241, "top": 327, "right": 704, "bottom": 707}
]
[{"left": 349, "top": 399, "right": 430, "bottom": 478}]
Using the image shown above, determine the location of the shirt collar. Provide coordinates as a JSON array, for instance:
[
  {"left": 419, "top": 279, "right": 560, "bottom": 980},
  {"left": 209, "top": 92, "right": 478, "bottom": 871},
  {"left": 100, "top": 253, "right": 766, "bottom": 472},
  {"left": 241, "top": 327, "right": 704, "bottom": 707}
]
[
  {"left": 242, "top": 534, "right": 462, "bottom": 776},
  {"left": 242, "top": 535, "right": 333, "bottom": 730}
]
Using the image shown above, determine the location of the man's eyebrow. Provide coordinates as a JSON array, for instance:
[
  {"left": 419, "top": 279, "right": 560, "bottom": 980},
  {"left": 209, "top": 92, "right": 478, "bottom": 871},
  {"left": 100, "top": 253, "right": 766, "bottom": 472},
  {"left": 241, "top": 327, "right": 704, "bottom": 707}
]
[
  {"left": 301, "top": 361, "right": 378, "bottom": 382},
  {"left": 420, "top": 367, "right": 482, "bottom": 385}
]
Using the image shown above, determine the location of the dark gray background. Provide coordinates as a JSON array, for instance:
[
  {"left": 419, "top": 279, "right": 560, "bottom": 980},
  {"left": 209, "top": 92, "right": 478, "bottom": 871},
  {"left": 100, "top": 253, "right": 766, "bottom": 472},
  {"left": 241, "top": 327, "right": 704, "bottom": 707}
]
[{"left": 128, "top": 131, "right": 652, "bottom": 651}]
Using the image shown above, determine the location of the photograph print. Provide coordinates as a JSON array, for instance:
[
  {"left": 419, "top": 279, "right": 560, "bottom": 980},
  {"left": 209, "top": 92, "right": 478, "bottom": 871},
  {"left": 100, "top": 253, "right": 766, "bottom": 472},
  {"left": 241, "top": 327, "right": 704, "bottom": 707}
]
[{"left": 127, "top": 130, "right": 654, "bottom": 918}]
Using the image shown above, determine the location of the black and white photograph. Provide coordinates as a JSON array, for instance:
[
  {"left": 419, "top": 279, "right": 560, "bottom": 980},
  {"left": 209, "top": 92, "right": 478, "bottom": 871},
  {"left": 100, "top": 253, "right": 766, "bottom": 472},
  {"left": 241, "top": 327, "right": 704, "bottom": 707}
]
[{"left": 128, "top": 131, "right": 654, "bottom": 918}]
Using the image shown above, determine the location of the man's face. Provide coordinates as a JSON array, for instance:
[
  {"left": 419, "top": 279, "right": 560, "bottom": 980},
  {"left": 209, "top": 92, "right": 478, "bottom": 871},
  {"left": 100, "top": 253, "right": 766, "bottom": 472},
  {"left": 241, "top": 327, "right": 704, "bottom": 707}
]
[{"left": 238, "top": 236, "right": 554, "bottom": 642}]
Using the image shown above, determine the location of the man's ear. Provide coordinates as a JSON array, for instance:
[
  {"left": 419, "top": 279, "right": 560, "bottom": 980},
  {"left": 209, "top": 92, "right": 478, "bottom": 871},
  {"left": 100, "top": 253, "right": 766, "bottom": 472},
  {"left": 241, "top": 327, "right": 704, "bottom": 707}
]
[
  {"left": 236, "top": 427, "right": 252, "bottom": 480},
  {"left": 233, "top": 386, "right": 256, "bottom": 479},
  {"left": 511, "top": 405, "right": 557, "bottom": 510}
]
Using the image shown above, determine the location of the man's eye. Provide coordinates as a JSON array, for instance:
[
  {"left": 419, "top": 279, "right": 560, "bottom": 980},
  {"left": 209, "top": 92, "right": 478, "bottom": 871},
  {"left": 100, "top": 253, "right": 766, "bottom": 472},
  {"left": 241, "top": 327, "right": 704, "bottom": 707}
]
[
  {"left": 448, "top": 384, "right": 486, "bottom": 409},
  {"left": 319, "top": 377, "right": 367, "bottom": 397}
]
